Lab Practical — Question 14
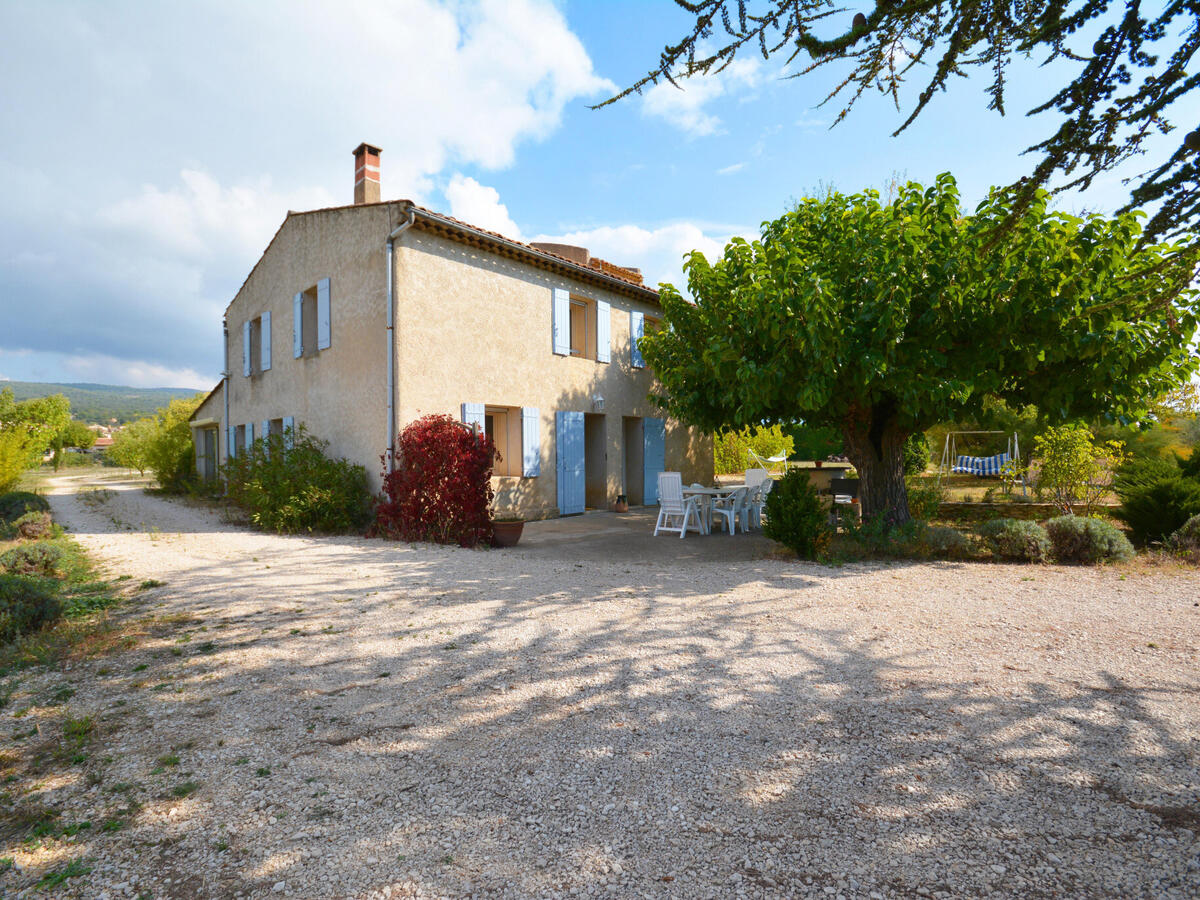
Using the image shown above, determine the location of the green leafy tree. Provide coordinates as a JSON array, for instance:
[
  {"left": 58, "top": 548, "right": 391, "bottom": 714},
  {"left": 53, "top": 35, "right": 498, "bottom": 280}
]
[
  {"left": 106, "top": 418, "right": 156, "bottom": 475},
  {"left": 142, "top": 396, "right": 203, "bottom": 492},
  {"left": 49, "top": 421, "right": 97, "bottom": 471},
  {"left": 601, "top": 1, "right": 1200, "bottom": 241},
  {"left": 713, "top": 424, "right": 793, "bottom": 474},
  {"left": 0, "top": 388, "right": 71, "bottom": 491},
  {"left": 1032, "top": 424, "right": 1127, "bottom": 515},
  {"left": 641, "top": 175, "right": 1199, "bottom": 524}
]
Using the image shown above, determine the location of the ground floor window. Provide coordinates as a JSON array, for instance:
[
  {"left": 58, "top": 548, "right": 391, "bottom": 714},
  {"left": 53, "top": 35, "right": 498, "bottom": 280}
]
[{"left": 485, "top": 406, "right": 522, "bottom": 477}]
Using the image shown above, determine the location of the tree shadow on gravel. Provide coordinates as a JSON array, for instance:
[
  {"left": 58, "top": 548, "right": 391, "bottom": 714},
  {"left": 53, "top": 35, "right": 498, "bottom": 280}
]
[{"left": 10, "top": 503, "right": 1199, "bottom": 899}]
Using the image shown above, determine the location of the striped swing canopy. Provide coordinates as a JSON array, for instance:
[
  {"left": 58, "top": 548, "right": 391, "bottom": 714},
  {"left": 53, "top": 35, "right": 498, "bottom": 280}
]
[{"left": 951, "top": 452, "right": 1010, "bottom": 477}]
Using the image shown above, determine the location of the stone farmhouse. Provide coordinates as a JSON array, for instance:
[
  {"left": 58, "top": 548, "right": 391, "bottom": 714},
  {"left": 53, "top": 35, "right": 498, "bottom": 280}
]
[{"left": 189, "top": 144, "right": 712, "bottom": 518}]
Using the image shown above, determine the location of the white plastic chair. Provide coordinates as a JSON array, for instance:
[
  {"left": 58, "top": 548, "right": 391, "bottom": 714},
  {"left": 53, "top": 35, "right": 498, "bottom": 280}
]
[
  {"left": 745, "top": 468, "right": 768, "bottom": 489},
  {"left": 711, "top": 486, "right": 750, "bottom": 535},
  {"left": 748, "top": 477, "right": 774, "bottom": 529},
  {"left": 654, "top": 472, "right": 702, "bottom": 539}
]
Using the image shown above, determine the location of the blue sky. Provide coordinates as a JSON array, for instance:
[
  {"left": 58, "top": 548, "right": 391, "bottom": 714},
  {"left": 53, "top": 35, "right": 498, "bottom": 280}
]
[{"left": 1, "top": 0, "right": 1194, "bottom": 389}]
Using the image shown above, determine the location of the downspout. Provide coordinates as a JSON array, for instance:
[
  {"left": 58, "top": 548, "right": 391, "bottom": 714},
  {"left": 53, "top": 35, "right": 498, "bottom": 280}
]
[
  {"left": 221, "top": 317, "right": 230, "bottom": 466},
  {"left": 385, "top": 205, "right": 417, "bottom": 472}
]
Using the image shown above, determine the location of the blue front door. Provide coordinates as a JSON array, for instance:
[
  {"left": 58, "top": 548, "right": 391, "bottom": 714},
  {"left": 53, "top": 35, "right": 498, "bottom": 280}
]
[
  {"left": 643, "top": 417, "right": 665, "bottom": 504},
  {"left": 556, "top": 411, "right": 585, "bottom": 515}
]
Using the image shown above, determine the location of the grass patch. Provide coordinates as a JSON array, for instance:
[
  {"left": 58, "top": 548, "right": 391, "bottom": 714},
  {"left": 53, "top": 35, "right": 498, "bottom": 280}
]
[
  {"left": 35, "top": 857, "right": 92, "bottom": 889},
  {"left": 171, "top": 780, "right": 199, "bottom": 798}
]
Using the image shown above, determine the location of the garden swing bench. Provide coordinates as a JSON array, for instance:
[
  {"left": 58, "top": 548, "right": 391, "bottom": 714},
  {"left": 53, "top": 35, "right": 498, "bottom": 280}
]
[{"left": 937, "top": 431, "right": 1026, "bottom": 494}]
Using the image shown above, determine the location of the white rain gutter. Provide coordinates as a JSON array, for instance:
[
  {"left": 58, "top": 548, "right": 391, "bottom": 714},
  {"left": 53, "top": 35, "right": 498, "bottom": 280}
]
[
  {"left": 385, "top": 205, "right": 417, "bottom": 471},
  {"left": 222, "top": 317, "right": 230, "bottom": 461}
]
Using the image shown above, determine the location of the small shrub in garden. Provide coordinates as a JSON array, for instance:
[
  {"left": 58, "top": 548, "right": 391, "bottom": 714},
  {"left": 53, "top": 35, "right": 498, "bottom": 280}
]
[
  {"left": 0, "top": 575, "right": 63, "bottom": 643},
  {"left": 1112, "top": 455, "right": 1180, "bottom": 502},
  {"left": 0, "top": 492, "right": 49, "bottom": 524},
  {"left": 1046, "top": 515, "right": 1134, "bottom": 564},
  {"left": 1, "top": 542, "right": 67, "bottom": 577},
  {"left": 762, "top": 469, "right": 831, "bottom": 560},
  {"left": 1115, "top": 477, "right": 1200, "bottom": 546},
  {"left": 14, "top": 511, "right": 53, "bottom": 540},
  {"left": 376, "top": 415, "right": 495, "bottom": 548},
  {"left": 979, "top": 518, "right": 1049, "bottom": 562},
  {"left": 905, "top": 477, "right": 945, "bottom": 521},
  {"left": 1167, "top": 514, "right": 1200, "bottom": 558},
  {"left": 925, "top": 525, "right": 971, "bottom": 560},
  {"left": 224, "top": 427, "right": 371, "bottom": 534}
]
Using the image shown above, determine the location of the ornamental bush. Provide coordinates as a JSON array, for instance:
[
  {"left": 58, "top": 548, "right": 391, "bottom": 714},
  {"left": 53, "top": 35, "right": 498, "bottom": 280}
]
[
  {"left": 1, "top": 542, "right": 67, "bottom": 577},
  {"left": 376, "top": 414, "right": 495, "bottom": 548},
  {"left": 0, "top": 491, "right": 49, "bottom": 524},
  {"left": 224, "top": 426, "right": 371, "bottom": 534},
  {"left": 1168, "top": 514, "right": 1200, "bottom": 558},
  {"left": 14, "top": 511, "right": 53, "bottom": 540},
  {"left": 1046, "top": 515, "right": 1134, "bottom": 564},
  {"left": 1115, "top": 477, "right": 1200, "bottom": 546},
  {"left": 925, "top": 525, "right": 971, "bottom": 560},
  {"left": 0, "top": 574, "right": 63, "bottom": 643},
  {"left": 979, "top": 518, "right": 1050, "bottom": 563},
  {"left": 762, "top": 469, "right": 831, "bottom": 560}
]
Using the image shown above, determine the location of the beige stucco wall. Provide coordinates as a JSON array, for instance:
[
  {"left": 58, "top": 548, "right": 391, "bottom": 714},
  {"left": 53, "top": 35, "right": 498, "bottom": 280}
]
[
  {"left": 222, "top": 205, "right": 402, "bottom": 485},
  {"left": 394, "top": 230, "right": 712, "bottom": 518},
  {"left": 218, "top": 203, "right": 713, "bottom": 517}
]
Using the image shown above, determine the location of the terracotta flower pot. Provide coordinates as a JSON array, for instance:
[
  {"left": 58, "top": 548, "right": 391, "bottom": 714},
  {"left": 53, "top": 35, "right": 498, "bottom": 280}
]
[
  {"left": 491, "top": 520, "right": 524, "bottom": 548},
  {"left": 814, "top": 460, "right": 823, "bottom": 469},
  {"left": 614, "top": 493, "right": 629, "bottom": 513}
]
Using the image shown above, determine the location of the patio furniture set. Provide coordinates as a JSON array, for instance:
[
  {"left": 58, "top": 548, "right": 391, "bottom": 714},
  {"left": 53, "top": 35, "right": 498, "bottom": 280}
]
[{"left": 653, "top": 469, "right": 774, "bottom": 538}]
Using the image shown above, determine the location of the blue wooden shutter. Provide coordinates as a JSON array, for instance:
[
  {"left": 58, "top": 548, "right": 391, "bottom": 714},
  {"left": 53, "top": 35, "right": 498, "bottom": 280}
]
[
  {"left": 630, "top": 311, "right": 645, "bottom": 368},
  {"left": 260, "top": 311, "right": 271, "bottom": 371},
  {"left": 595, "top": 300, "right": 611, "bottom": 363},
  {"left": 316, "top": 277, "right": 331, "bottom": 350},
  {"left": 521, "top": 407, "right": 540, "bottom": 477},
  {"left": 293, "top": 292, "right": 303, "bottom": 358},
  {"left": 245, "top": 422, "right": 254, "bottom": 450},
  {"left": 556, "top": 411, "right": 585, "bottom": 514},
  {"left": 261, "top": 420, "right": 270, "bottom": 446},
  {"left": 282, "top": 416, "right": 295, "bottom": 450},
  {"left": 242, "top": 320, "right": 251, "bottom": 376},
  {"left": 643, "top": 416, "right": 665, "bottom": 504},
  {"left": 461, "top": 402, "right": 485, "bottom": 434},
  {"left": 552, "top": 288, "right": 570, "bottom": 356},
  {"left": 227, "top": 427, "right": 236, "bottom": 460}
]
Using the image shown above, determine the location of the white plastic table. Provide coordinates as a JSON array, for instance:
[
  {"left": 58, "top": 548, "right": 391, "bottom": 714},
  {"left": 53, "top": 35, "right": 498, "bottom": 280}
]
[{"left": 682, "top": 484, "right": 745, "bottom": 535}]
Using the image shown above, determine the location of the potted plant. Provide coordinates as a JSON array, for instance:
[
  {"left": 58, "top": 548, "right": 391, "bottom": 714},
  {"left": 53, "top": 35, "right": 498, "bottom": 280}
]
[
  {"left": 614, "top": 493, "right": 629, "bottom": 513},
  {"left": 814, "top": 459, "right": 823, "bottom": 469},
  {"left": 491, "top": 514, "right": 525, "bottom": 547}
]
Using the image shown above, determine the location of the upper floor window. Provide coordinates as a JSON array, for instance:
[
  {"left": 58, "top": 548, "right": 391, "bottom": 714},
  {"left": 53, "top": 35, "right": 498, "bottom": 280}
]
[
  {"left": 293, "top": 277, "right": 331, "bottom": 358},
  {"left": 553, "top": 288, "right": 610, "bottom": 363},
  {"left": 242, "top": 312, "right": 271, "bottom": 376}
]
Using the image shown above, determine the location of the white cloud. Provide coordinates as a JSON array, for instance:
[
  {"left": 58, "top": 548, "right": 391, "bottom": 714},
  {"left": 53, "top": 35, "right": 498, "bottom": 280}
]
[
  {"left": 532, "top": 221, "right": 751, "bottom": 294},
  {"left": 444, "top": 175, "right": 523, "bottom": 239},
  {"left": 641, "top": 58, "right": 762, "bottom": 137},
  {"left": 717, "top": 162, "right": 745, "bottom": 175},
  {"left": 0, "top": 0, "right": 614, "bottom": 386},
  {"left": 99, "top": 170, "right": 335, "bottom": 264}
]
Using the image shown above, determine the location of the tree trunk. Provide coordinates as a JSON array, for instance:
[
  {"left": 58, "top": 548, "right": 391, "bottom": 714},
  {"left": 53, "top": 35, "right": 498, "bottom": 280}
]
[{"left": 841, "top": 399, "right": 911, "bottom": 525}]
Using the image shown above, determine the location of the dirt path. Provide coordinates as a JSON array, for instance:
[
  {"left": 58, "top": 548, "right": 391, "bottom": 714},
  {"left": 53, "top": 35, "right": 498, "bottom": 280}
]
[{"left": 2, "top": 470, "right": 1198, "bottom": 899}]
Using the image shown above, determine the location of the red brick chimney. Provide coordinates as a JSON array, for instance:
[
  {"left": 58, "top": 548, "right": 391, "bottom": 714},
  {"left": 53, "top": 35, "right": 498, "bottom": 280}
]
[{"left": 353, "top": 142, "right": 382, "bottom": 204}]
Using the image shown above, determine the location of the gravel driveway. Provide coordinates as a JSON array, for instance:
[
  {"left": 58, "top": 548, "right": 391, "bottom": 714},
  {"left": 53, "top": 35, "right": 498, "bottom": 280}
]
[{"left": 3, "top": 470, "right": 1199, "bottom": 899}]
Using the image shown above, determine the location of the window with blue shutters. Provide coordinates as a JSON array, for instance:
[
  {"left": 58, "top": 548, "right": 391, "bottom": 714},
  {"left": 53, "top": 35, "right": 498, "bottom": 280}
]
[
  {"left": 293, "top": 280, "right": 329, "bottom": 357},
  {"left": 630, "top": 311, "right": 645, "bottom": 368},
  {"left": 463, "top": 402, "right": 540, "bottom": 477},
  {"left": 595, "top": 301, "right": 611, "bottom": 363}
]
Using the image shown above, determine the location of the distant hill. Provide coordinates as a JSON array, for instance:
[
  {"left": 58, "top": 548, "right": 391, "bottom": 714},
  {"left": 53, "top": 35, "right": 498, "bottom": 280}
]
[{"left": 1, "top": 380, "right": 206, "bottom": 424}]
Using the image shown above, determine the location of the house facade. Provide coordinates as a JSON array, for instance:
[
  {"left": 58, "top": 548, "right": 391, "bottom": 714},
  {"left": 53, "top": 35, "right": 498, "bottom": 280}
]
[{"left": 190, "top": 144, "right": 712, "bottom": 519}]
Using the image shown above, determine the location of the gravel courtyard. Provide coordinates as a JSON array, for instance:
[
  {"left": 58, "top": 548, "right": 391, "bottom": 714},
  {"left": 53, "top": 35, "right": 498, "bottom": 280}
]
[{"left": 3, "top": 471, "right": 1199, "bottom": 899}]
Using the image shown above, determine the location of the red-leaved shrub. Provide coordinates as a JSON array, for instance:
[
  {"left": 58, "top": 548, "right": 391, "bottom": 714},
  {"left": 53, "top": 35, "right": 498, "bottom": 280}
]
[{"left": 375, "top": 414, "right": 495, "bottom": 547}]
